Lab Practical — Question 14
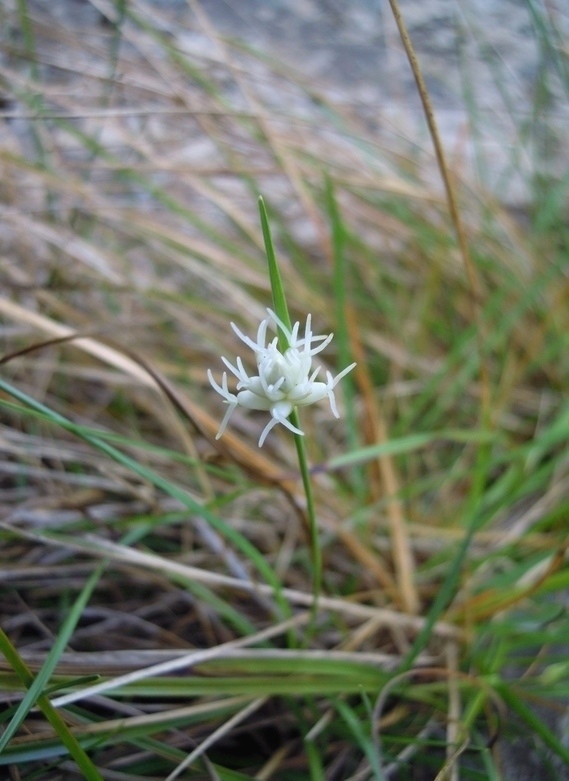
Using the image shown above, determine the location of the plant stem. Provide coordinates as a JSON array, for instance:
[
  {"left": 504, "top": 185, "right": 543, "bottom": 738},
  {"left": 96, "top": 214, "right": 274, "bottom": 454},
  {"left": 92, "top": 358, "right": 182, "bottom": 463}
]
[
  {"left": 386, "top": 0, "right": 490, "bottom": 425},
  {"left": 291, "top": 409, "right": 322, "bottom": 622},
  {"left": 259, "top": 196, "right": 322, "bottom": 622}
]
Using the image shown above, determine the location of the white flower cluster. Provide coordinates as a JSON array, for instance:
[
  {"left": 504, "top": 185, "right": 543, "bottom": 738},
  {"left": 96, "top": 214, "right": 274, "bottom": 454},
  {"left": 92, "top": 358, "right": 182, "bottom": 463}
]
[{"left": 208, "top": 310, "right": 356, "bottom": 446}]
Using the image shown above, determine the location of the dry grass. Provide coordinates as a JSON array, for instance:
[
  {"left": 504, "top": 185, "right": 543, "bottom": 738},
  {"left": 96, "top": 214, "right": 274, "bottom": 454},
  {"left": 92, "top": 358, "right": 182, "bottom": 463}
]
[{"left": 0, "top": 1, "right": 568, "bottom": 779}]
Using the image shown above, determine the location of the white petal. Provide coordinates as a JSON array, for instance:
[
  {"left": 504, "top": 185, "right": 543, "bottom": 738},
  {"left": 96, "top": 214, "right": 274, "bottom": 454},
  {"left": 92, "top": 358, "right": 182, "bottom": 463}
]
[
  {"left": 258, "top": 416, "right": 280, "bottom": 447},
  {"left": 216, "top": 402, "right": 237, "bottom": 439},
  {"left": 237, "top": 357, "right": 249, "bottom": 379},
  {"left": 211, "top": 310, "right": 355, "bottom": 444},
  {"left": 290, "top": 319, "right": 300, "bottom": 345},
  {"left": 244, "top": 376, "right": 267, "bottom": 397},
  {"left": 257, "top": 401, "right": 304, "bottom": 446},
  {"left": 221, "top": 355, "right": 246, "bottom": 382},
  {"left": 331, "top": 362, "right": 357, "bottom": 386},
  {"left": 304, "top": 313, "right": 312, "bottom": 345},
  {"left": 296, "top": 381, "right": 329, "bottom": 406},
  {"left": 273, "top": 413, "right": 304, "bottom": 437},
  {"left": 231, "top": 320, "right": 265, "bottom": 353},
  {"left": 266, "top": 308, "right": 293, "bottom": 346},
  {"left": 271, "top": 400, "right": 294, "bottom": 420},
  {"left": 208, "top": 369, "right": 236, "bottom": 403},
  {"left": 259, "top": 365, "right": 286, "bottom": 400},
  {"left": 308, "top": 331, "right": 334, "bottom": 356},
  {"left": 237, "top": 389, "right": 272, "bottom": 411},
  {"left": 327, "top": 388, "right": 340, "bottom": 418}
]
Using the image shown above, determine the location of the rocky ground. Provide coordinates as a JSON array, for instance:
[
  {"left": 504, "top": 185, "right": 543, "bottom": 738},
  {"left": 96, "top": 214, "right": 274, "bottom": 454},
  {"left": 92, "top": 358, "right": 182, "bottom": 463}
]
[{"left": 18, "top": 0, "right": 569, "bottom": 205}]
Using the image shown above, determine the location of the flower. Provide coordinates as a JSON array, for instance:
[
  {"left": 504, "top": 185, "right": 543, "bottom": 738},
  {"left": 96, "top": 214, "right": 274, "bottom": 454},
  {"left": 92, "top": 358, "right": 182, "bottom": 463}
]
[{"left": 208, "top": 309, "right": 356, "bottom": 446}]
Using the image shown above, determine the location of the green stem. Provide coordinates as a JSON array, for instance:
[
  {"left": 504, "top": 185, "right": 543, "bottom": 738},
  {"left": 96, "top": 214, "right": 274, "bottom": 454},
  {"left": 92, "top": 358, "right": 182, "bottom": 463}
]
[
  {"left": 258, "top": 196, "right": 321, "bottom": 621},
  {"left": 291, "top": 410, "right": 322, "bottom": 621}
]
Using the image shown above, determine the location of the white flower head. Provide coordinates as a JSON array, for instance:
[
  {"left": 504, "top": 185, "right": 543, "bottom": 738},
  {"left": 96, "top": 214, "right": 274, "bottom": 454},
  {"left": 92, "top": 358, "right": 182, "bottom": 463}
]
[{"left": 208, "top": 309, "right": 356, "bottom": 447}]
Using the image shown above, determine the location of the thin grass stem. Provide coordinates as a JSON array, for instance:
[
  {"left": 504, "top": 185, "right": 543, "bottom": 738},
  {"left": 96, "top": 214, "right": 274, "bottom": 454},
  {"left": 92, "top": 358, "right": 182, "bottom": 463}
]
[
  {"left": 258, "top": 196, "right": 322, "bottom": 621},
  {"left": 386, "top": 0, "right": 491, "bottom": 427},
  {"left": 0, "top": 629, "right": 104, "bottom": 781}
]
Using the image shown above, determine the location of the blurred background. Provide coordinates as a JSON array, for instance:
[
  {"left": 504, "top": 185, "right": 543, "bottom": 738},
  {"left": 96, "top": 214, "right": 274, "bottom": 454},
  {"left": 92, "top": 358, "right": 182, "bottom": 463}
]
[{"left": 0, "top": 1, "right": 568, "bottom": 779}]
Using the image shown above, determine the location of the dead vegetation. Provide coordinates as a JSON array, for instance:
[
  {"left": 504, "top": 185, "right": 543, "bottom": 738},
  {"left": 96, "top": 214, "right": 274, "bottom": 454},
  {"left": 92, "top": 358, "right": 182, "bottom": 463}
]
[{"left": 0, "top": 1, "right": 568, "bottom": 779}]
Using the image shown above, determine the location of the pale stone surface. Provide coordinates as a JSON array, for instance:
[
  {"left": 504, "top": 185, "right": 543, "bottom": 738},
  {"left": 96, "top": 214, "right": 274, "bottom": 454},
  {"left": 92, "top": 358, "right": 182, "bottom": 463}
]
[
  {"left": 5, "top": 0, "right": 568, "bottom": 204},
  {"left": 190, "top": 0, "right": 568, "bottom": 205}
]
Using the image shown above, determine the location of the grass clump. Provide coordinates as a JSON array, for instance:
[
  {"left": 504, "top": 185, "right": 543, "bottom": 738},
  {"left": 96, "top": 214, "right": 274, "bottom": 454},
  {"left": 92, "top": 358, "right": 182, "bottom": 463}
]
[{"left": 0, "top": 1, "right": 567, "bottom": 779}]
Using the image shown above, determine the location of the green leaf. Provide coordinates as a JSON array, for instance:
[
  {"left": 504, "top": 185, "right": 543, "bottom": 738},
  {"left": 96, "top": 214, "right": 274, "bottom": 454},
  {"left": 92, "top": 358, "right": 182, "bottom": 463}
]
[{"left": 259, "top": 196, "right": 292, "bottom": 345}]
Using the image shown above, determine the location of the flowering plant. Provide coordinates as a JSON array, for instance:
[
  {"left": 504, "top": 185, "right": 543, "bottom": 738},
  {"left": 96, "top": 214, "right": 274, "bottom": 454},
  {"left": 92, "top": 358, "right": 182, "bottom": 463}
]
[{"left": 208, "top": 309, "right": 356, "bottom": 446}]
